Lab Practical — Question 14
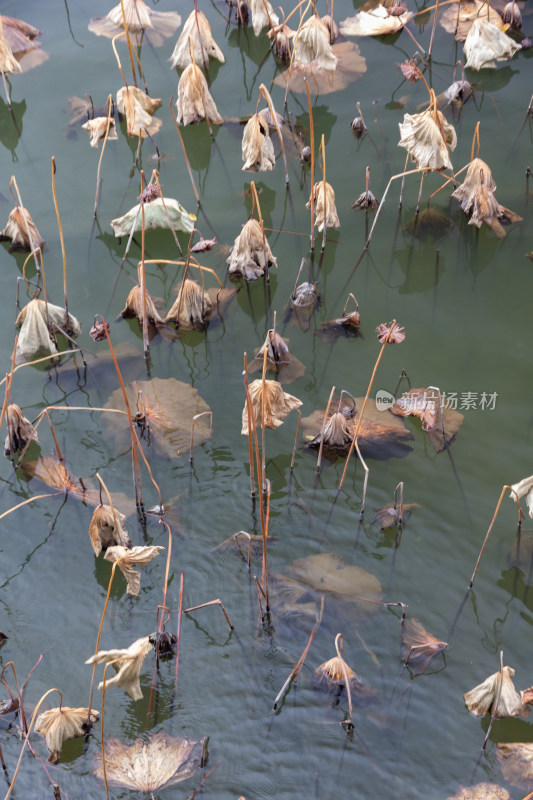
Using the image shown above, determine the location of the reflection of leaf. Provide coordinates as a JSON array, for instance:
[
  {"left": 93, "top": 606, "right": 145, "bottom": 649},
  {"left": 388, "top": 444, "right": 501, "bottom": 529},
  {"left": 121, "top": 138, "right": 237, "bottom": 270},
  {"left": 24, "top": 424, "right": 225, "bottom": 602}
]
[
  {"left": 496, "top": 742, "right": 533, "bottom": 791},
  {"left": 507, "top": 535, "right": 533, "bottom": 577},
  {"left": 105, "top": 378, "right": 212, "bottom": 459},
  {"left": 274, "top": 42, "right": 366, "bottom": 95},
  {"left": 446, "top": 784, "right": 511, "bottom": 800},
  {"left": 389, "top": 388, "right": 463, "bottom": 452},
  {"left": 94, "top": 732, "right": 202, "bottom": 791},
  {"left": 404, "top": 208, "right": 453, "bottom": 240}
]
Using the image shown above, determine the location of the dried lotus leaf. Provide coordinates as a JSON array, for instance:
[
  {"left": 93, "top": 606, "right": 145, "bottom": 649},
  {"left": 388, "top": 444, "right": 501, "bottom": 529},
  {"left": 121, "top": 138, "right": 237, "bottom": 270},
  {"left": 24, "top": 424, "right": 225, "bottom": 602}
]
[
  {"left": 35, "top": 706, "right": 99, "bottom": 762},
  {"left": 86, "top": 635, "right": 152, "bottom": 699},
  {"left": 446, "top": 784, "right": 511, "bottom": 800},
  {"left": 389, "top": 388, "right": 463, "bottom": 452},
  {"left": 464, "top": 665, "right": 529, "bottom": 719},
  {"left": 241, "top": 379, "right": 302, "bottom": 434}
]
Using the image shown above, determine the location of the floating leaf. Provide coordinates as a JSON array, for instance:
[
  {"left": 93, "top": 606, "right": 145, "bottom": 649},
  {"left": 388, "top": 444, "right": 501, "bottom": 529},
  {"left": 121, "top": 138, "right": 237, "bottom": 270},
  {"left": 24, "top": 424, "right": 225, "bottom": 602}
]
[
  {"left": 111, "top": 197, "right": 196, "bottom": 237},
  {"left": 94, "top": 732, "right": 202, "bottom": 791},
  {"left": 389, "top": 388, "right": 463, "bottom": 452},
  {"left": 105, "top": 377, "right": 212, "bottom": 459},
  {"left": 401, "top": 619, "right": 447, "bottom": 672},
  {"left": 35, "top": 706, "right": 99, "bottom": 762},
  {"left": 274, "top": 41, "right": 366, "bottom": 95},
  {"left": 464, "top": 665, "right": 529, "bottom": 718},
  {"left": 88, "top": 505, "right": 131, "bottom": 556},
  {"left": 464, "top": 17, "right": 521, "bottom": 69},
  {"left": 374, "top": 502, "right": 419, "bottom": 529},
  {"left": 89, "top": 0, "right": 181, "bottom": 46},
  {"left": 241, "top": 379, "right": 302, "bottom": 434},
  {"left": 446, "top": 784, "right": 511, "bottom": 800},
  {"left": 340, "top": 4, "right": 413, "bottom": 36},
  {"left": 86, "top": 635, "right": 152, "bottom": 700},
  {"left": 104, "top": 545, "right": 164, "bottom": 595},
  {"left": 496, "top": 742, "right": 533, "bottom": 791}
]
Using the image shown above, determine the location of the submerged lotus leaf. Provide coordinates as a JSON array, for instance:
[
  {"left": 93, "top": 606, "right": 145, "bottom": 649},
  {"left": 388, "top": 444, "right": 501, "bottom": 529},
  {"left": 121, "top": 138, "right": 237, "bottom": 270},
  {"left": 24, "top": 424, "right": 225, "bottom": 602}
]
[
  {"left": 302, "top": 398, "right": 414, "bottom": 461},
  {"left": 105, "top": 377, "right": 212, "bottom": 459},
  {"left": 464, "top": 17, "right": 521, "bottom": 69},
  {"left": 111, "top": 197, "right": 196, "bottom": 237},
  {"left": 169, "top": 10, "right": 224, "bottom": 69},
  {"left": 389, "top": 388, "right": 463, "bottom": 452},
  {"left": 440, "top": 0, "right": 504, "bottom": 41},
  {"left": 88, "top": 505, "right": 131, "bottom": 556},
  {"left": 249, "top": 0, "right": 279, "bottom": 36},
  {"left": 340, "top": 4, "right": 412, "bottom": 36},
  {"left": 446, "top": 784, "right": 511, "bottom": 800},
  {"left": 81, "top": 117, "right": 118, "bottom": 148},
  {"left": 401, "top": 619, "right": 447, "bottom": 672},
  {"left": 35, "top": 706, "right": 99, "bottom": 762},
  {"left": 452, "top": 158, "right": 522, "bottom": 238},
  {"left": 464, "top": 665, "right": 529, "bottom": 719},
  {"left": 241, "top": 379, "right": 302, "bottom": 434},
  {"left": 404, "top": 207, "right": 453, "bottom": 240},
  {"left": 496, "top": 742, "right": 533, "bottom": 790},
  {"left": 116, "top": 86, "right": 162, "bottom": 137},
  {"left": 398, "top": 108, "right": 456, "bottom": 171},
  {"left": 104, "top": 545, "right": 164, "bottom": 596},
  {"left": 89, "top": 0, "right": 181, "bottom": 46},
  {"left": 274, "top": 41, "right": 366, "bottom": 95},
  {"left": 227, "top": 219, "right": 277, "bottom": 281},
  {"left": 176, "top": 64, "right": 223, "bottom": 126},
  {"left": 94, "top": 732, "right": 202, "bottom": 790},
  {"left": 86, "top": 635, "right": 152, "bottom": 699},
  {"left": 0, "top": 206, "right": 44, "bottom": 250},
  {"left": 4, "top": 403, "right": 39, "bottom": 457},
  {"left": 242, "top": 114, "right": 275, "bottom": 172}
]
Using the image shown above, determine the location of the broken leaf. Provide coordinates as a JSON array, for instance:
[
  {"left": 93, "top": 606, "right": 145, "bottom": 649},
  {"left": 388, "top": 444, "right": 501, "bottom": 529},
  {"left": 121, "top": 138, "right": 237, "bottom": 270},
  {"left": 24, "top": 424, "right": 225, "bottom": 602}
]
[
  {"left": 451, "top": 157, "right": 522, "bottom": 238},
  {"left": 81, "top": 117, "right": 118, "bottom": 148},
  {"left": 105, "top": 377, "right": 212, "bottom": 459},
  {"left": 4, "top": 403, "right": 39, "bottom": 457},
  {"left": 118, "top": 284, "right": 165, "bottom": 328},
  {"left": 464, "top": 665, "right": 529, "bottom": 718},
  {"left": 35, "top": 706, "right": 99, "bottom": 762},
  {"left": 464, "top": 17, "right": 521, "bottom": 69},
  {"left": 340, "top": 4, "right": 412, "bottom": 36},
  {"left": 104, "top": 545, "right": 164, "bottom": 595},
  {"left": 398, "top": 107, "right": 457, "bottom": 171},
  {"left": 241, "top": 378, "right": 302, "bottom": 434},
  {"left": 496, "top": 742, "right": 533, "bottom": 790},
  {"left": 401, "top": 619, "right": 447, "bottom": 672},
  {"left": 313, "top": 640, "right": 378, "bottom": 705},
  {"left": 94, "top": 732, "right": 202, "bottom": 790},
  {"left": 165, "top": 278, "right": 213, "bottom": 330},
  {"left": 0, "top": 16, "right": 22, "bottom": 75},
  {"left": 111, "top": 197, "right": 196, "bottom": 237},
  {"left": 274, "top": 41, "right": 366, "bottom": 95},
  {"left": 169, "top": 10, "right": 224, "bottom": 70},
  {"left": 374, "top": 502, "right": 419, "bottom": 529},
  {"left": 89, "top": 0, "right": 181, "bottom": 46},
  {"left": 227, "top": 219, "right": 277, "bottom": 281},
  {"left": 176, "top": 64, "right": 223, "bottom": 126},
  {"left": 88, "top": 505, "right": 131, "bottom": 556},
  {"left": 389, "top": 388, "right": 463, "bottom": 452},
  {"left": 86, "top": 635, "right": 152, "bottom": 699},
  {"left": 249, "top": 0, "right": 279, "bottom": 36},
  {"left": 0, "top": 206, "right": 44, "bottom": 250},
  {"left": 16, "top": 298, "right": 81, "bottom": 362},
  {"left": 293, "top": 16, "right": 337, "bottom": 70},
  {"left": 242, "top": 114, "right": 275, "bottom": 171},
  {"left": 116, "top": 86, "right": 162, "bottom": 138}
]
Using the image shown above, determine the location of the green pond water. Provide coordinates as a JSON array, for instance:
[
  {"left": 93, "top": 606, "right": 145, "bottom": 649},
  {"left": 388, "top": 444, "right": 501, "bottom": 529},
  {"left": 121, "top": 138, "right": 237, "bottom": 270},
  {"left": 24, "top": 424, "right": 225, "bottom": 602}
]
[{"left": 0, "top": 0, "right": 532, "bottom": 798}]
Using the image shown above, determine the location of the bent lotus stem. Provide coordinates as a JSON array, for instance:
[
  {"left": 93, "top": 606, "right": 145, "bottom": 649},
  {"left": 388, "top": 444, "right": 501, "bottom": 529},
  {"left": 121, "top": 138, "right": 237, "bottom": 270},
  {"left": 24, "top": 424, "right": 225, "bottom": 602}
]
[
  {"left": 96, "top": 472, "right": 120, "bottom": 550},
  {"left": 0, "top": 493, "right": 63, "bottom": 521},
  {"left": 0, "top": 350, "right": 81, "bottom": 387},
  {"left": 305, "top": 80, "right": 315, "bottom": 253},
  {"left": 21, "top": 248, "right": 43, "bottom": 298},
  {"left": 183, "top": 598, "right": 234, "bottom": 631},
  {"left": 471, "top": 120, "right": 481, "bottom": 162},
  {"left": 354, "top": 439, "right": 369, "bottom": 517},
  {"left": 250, "top": 181, "right": 269, "bottom": 285},
  {"left": 334, "top": 633, "right": 353, "bottom": 726},
  {"left": 259, "top": 83, "right": 289, "bottom": 186},
  {"left": 9, "top": 177, "right": 41, "bottom": 273},
  {"left": 273, "top": 595, "right": 324, "bottom": 709},
  {"left": 365, "top": 167, "right": 431, "bottom": 252},
  {"left": 190, "top": 411, "right": 212, "bottom": 461},
  {"left": 119, "top": 0, "right": 138, "bottom": 87},
  {"left": 111, "top": 34, "right": 130, "bottom": 89},
  {"left": 141, "top": 260, "right": 222, "bottom": 289},
  {"left": 1, "top": 661, "right": 27, "bottom": 734},
  {"left": 260, "top": 341, "right": 268, "bottom": 490},
  {"left": 169, "top": 97, "right": 200, "bottom": 204},
  {"left": 316, "top": 385, "right": 336, "bottom": 472},
  {"left": 51, "top": 157, "right": 69, "bottom": 326},
  {"left": 0, "top": 338, "right": 17, "bottom": 435},
  {"left": 187, "top": 759, "right": 222, "bottom": 800},
  {"left": 94, "top": 95, "right": 115, "bottom": 218}
]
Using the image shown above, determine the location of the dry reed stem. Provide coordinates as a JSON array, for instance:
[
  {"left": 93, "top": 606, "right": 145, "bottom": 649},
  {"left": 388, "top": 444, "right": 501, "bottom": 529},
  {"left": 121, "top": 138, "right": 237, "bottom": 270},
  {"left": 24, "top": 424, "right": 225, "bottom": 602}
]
[
  {"left": 169, "top": 98, "right": 200, "bottom": 204},
  {"left": 139, "top": 176, "right": 149, "bottom": 358},
  {"left": 141, "top": 259, "right": 222, "bottom": 288},
  {"left": 319, "top": 134, "right": 327, "bottom": 252},
  {"left": 469, "top": 485, "right": 522, "bottom": 589},
  {"left": 87, "top": 562, "right": 118, "bottom": 723},
  {"left": 183, "top": 599, "right": 234, "bottom": 630},
  {"left": 1, "top": 662, "right": 27, "bottom": 734},
  {"left": 335, "top": 633, "right": 353, "bottom": 726},
  {"left": 244, "top": 353, "right": 264, "bottom": 530},
  {"left": 119, "top": 0, "right": 138, "bottom": 87},
  {"left": 259, "top": 84, "right": 289, "bottom": 186}
]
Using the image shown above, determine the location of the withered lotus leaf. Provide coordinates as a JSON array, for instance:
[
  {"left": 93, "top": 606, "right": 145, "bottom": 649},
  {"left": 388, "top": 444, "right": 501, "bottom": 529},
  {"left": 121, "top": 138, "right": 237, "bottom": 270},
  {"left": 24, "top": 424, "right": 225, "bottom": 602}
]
[
  {"left": 250, "top": 331, "right": 306, "bottom": 384},
  {"left": 496, "top": 742, "right": 533, "bottom": 791},
  {"left": 227, "top": 219, "right": 277, "bottom": 281},
  {"left": 464, "top": 665, "right": 529, "bottom": 719},
  {"left": 302, "top": 398, "right": 414, "bottom": 460},
  {"left": 374, "top": 502, "right": 419, "bottom": 529},
  {"left": 389, "top": 388, "right": 463, "bottom": 452},
  {"left": 2, "top": 16, "right": 41, "bottom": 55},
  {"left": 88, "top": 505, "right": 131, "bottom": 556},
  {"left": 111, "top": 197, "right": 196, "bottom": 237},
  {"left": 502, "top": 1, "right": 522, "bottom": 29},
  {"left": 89, "top": 0, "right": 181, "bottom": 45},
  {"left": 398, "top": 108, "right": 456, "bottom": 171},
  {"left": 274, "top": 41, "right": 366, "bottom": 95},
  {"left": 169, "top": 10, "right": 224, "bottom": 70},
  {"left": 0, "top": 16, "right": 22, "bottom": 74},
  {"left": 446, "top": 784, "right": 511, "bottom": 800},
  {"left": 313, "top": 647, "right": 378, "bottom": 705},
  {"left": 242, "top": 114, "right": 275, "bottom": 172},
  {"left": 340, "top": 4, "right": 412, "bottom": 36},
  {"left": 176, "top": 64, "right": 223, "bottom": 126},
  {"left": 4, "top": 403, "right": 39, "bottom": 457},
  {"left": 249, "top": 0, "right": 279, "bottom": 36},
  {"left": 440, "top": 0, "right": 504, "bottom": 41},
  {"left": 105, "top": 377, "right": 212, "bottom": 459},
  {"left": 86, "top": 635, "right": 152, "bottom": 700},
  {"left": 93, "top": 732, "right": 202, "bottom": 790},
  {"left": 464, "top": 17, "right": 521, "bottom": 69},
  {"left": 293, "top": 16, "right": 337, "bottom": 70},
  {"left": 16, "top": 298, "right": 81, "bottom": 362},
  {"left": 241, "top": 379, "right": 302, "bottom": 434},
  {"left": 451, "top": 158, "right": 522, "bottom": 238},
  {"left": 307, "top": 181, "right": 340, "bottom": 232},
  {"left": 104, "top": 545, "right": 164, "bottom": 596},
  {"left": 118, "top": 285, "right": 164, "bottom": 326},
  {"left": 165, "top": 279, "right": 213, "bottom": 329},
  {"left": 401, "top": 619, "right": 447, "bottom": 672},
  {"left": 307, "top": 411, "right": 352, "bottom": 449},
  {"left": 0, "top": 206, "right": 44, "bottom": 250},
  {"left": 81, "top": 117, "right": 118, "bottom": 148},
  {"left": 116, "top": 86, "right": 162, "bottom": 138},
  {"left": 35, "top": 706, "right": 99, "bottom": 762},
  {"left": 509, "top": 475, "right": 533, "bottom": 518}
]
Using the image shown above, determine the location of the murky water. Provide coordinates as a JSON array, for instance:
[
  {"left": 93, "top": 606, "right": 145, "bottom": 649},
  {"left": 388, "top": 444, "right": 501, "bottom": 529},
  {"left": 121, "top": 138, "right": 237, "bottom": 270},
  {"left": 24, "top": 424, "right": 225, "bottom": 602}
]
[{"left": 0, "top": 0, "right": 532, "bottom": 798}]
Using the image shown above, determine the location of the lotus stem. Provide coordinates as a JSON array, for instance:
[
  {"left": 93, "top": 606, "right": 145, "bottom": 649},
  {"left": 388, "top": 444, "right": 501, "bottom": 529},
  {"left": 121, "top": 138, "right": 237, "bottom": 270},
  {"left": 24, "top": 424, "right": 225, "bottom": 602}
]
[
  {"left": 169, "top": 98, "right": 200, "bottom": 205},
  {"left": 284, "top": 0, "right": 313, "bottom": 105},
  {"left": 366, "top": 167, "right": 430, "bottom": 251},
  {"left": 354, "top": 439, "right": 369, "bottom": 517},
  {"left": 94, "top": 94, "right": 114, "bottom": 217},
  {"left": 139, "top": 174, "right": 149, "bottom": 358},
  {"left": 273, "top": 595, "right": 324, "bottom": 709},
  {"left": 119, "top": 0, "right": 138, "bottom": 87},
  {"left": 0, "top": 493, "right": 62, "bottom": 521},
  {"left": 0, "top": 662, "right": 27, "bottom": 734},
  {"left": 9, "top": 177, "right": 41, "bottom": 273},
  {"left": 173, "top": 572, "right": 184, "bottom": 694},
  {"left": 183, "top": 598, "right": 234, "bottom": 631},
  {"left": 111, "top": 34, "right": 129, "bottom": 88},
  {"left": 261, "top": 480, "right": 271, "bottom": 612},
  {"left": 141, "top": 260, "right": 221, "bottom": 288},
  {"left": 319, "top": 135, "right": 327, "bottom": 252},
  {"left": 156, "top": 520, "right": 173, "bottom": 667},
  {"left": 290, "top": 409, "right": 301, "bottom": 472},
  {"left": 243, "top": 354, "right": 256, "bottom": 497},
  {"left": 471, "top": 120, "right": 481, "bottom": 162},
  {"left": 189, "top": 37, "right": 214, "bottom": 140},
  {"left": 305, "top": 79, "right": 315, "bottom": 253},
  {"left": 190, "top": 411, "right": 212, "bottom": 461},
  {"left": 187, "top": 759, "right": 222, "bottom": 800},
  {"left": 468, "top": 485, "right": 521, "bottom": 589},
  {"left": 87, "top": 562, "right": 118, "bottom": 723},
  {"left": 334, "top": 634, "right": 353, "bottom": 728},
  {"left": 50, "top": 157, "right": 69, "bottom": 327},
  {"left": 428, "top": 0, "right": 440, "bottom": 58},
  {"left": 316, "top": 386, "right": 335, "bottom": 472},
  {"left": 394, "top": 481, "right": 404, "bottom": 525},
  {"left": 0, "top": 339, "right": 17, "bottom": 435},
  {"left": 96, "top": 472, "right": 120, "bottom": 549},
  {"left": 259, "top": 84, "right": 289, "bottom": 186}
]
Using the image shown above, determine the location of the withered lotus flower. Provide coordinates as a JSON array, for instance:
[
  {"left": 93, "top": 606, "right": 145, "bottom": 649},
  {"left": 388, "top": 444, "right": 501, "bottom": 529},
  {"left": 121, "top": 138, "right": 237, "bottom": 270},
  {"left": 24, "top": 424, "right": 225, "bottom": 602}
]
[
  {"left": 176, "top": 63, "right": 223, "bottom": 126},
  {"left": 249, "top": 0, "right": 279, "bottom": 36},
  {"left": 401, "top": 619, "right": 447, "bottom": 672},
  {"left": 169, "top": 10, "right": 224, "bottom": 69},
  {"left": 118, "top": 285, "right": 164, "bottom": 326},
  {"left": 439, "top": 0, "right": 504, "bottom": 40},
  {"left": 464, "top": 17, "right": 521, "bottom": 69},
  {"left": 464, "top": 665, "right": 529, "bottom": 719},
  {"left": 16, "top": 298, "right": 81, "bottom": 361},
  {"left": 35, "top": 706, "right": 99, "bottom": 762},
  {"left": 0, "top": 206, "right": 44, "bottom": 250},
  {"left": 94, "top": 732, "right": 202, "bottom": 791},
  {"left": 320, "top": 295, "right": 361, "bottom": 336},
  {"left": 496, "top": 742, "right": 533, "bottom": 791},
  {"left": 451, "top": 157, "right": 522, "bottom": 238},
  {"left": 165, "top": 279, "right": 213, "bottom": 329},
  {"left": 352, "top": 168, "right": 379, "bottom": 210},
  {"left": 116, "top": 86, "right": 162, "bottom": 137},
  {"left": 307, "top": 181, "right": 340, "bottom": 232},
  {"left": 242, "top": 114, "right": 275, "bottom": 172},
  {"left": 313, "top": 638, "right": 378, "bottom": 706},
  {"left": 398, "top": 107, "right": 456, "bottom": 171},
  {"left": 81, "top": 117, "right": 118, "bottom": 148},
  {"left": 227, "top": 219, "right": 277, "bottom": 281},
  {"left": 104, "top": 545, "right": 164, "bottom": 596},
  {"left": 4, "top": 403, "right": 38, "bottom": 457},
  {"left": 446, "top": 784, "right": 511, "bottom": 800},
  {"left": 509, "top": 475, "right": 533, "bottom": 518},
  {"left": 0, "top": 16, "right": 22, "bottom": 74},
  {"left": 293, "top": 16, "right": 337, "bottom": 71},
  {"left": 89, "top": 0, "right": 181, "bottom": 45},
  {"left": 86, "top": 635, "right": 152, "bottom": 700},
  {"left": 241, "top": 379, "right": 302, "bottom": 434},
  {"left": 340, "top": 4, "right": 412, "bottom": 36},
  {"left": 88, "top": 505, "right": 131, "bottom": 556},
  {"left": 502, "top": 1, "right": 522, "bottom": 29},
  {"left": 376, "top": 320, "right": 405, "bottom": 344}
]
